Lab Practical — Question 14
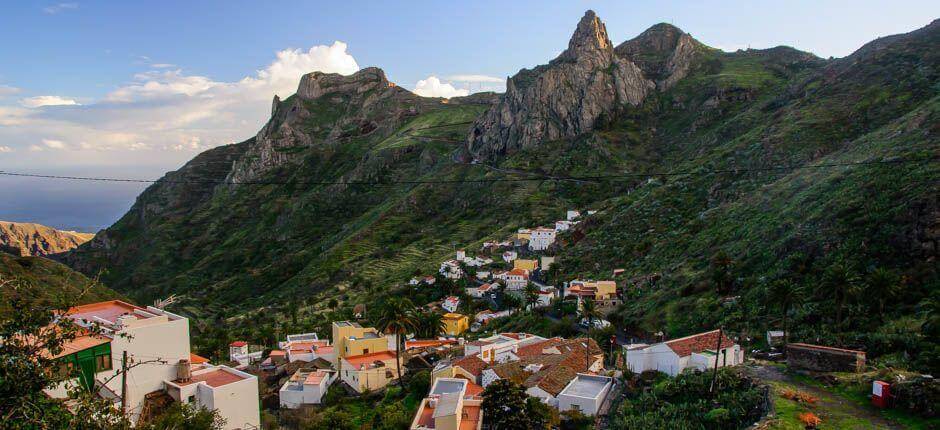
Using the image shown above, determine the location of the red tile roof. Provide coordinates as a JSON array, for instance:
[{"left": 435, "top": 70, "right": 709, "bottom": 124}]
[
  {"left": 452, "top": 355, "right": 488, "bottom": 377},
  {"left": 230, "top": 341, "right": 247, "bottom": 347},
  {"left": 176, "top": 368, "right": 247, "bottom": 387},
  {"left": 665, "top": 330, "right": 735, "bottom": 357},
  {"left": 189, "top": 353, "right": 210, "bottom": 364}
]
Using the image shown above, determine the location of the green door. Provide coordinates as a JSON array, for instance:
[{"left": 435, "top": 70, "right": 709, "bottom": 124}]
[{"left": 77, "top": 354, "right": 97, "bottom": 390}]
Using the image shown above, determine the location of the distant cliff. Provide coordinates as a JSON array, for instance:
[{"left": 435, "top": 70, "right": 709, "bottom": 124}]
[{"left": 0, "top": 221, "right": 94, "bottom": 256}]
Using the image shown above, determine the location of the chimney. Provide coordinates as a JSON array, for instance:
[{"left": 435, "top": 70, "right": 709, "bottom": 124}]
[{"left": 177, "top": 359, "right": 192, "bottom": 382}]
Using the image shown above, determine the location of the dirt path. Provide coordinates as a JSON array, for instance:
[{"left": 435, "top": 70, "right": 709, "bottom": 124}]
[{"left": 747, "top": 364, "right": 905, "bottom": 430}]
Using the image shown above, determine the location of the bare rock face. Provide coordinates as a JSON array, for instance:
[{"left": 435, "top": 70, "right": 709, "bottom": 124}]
[
  {"left": 0, "top": 221, "right": 94, "bottom": 256},
  {"left": 467, "top": 11, "right": 654, "bottom": 160},
  {"left": 615, "top": 23, "right": 702, "bottom": 90},
  {"left": 227, "top": 67, "right": 423, "bottom": 184}
]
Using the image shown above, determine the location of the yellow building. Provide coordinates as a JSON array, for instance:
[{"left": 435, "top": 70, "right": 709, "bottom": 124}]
[
  {"left": 340, "top": 350, "right": 399, "bottom": 393},
  {"left": 513, "top": 259, "right": 538, "bottom": 271},
  {"left": 442, "top": 313, "right": 469, "bottom": 336},
  {"left": 332, "top": 321, "right": 388, "bottom": 367}
]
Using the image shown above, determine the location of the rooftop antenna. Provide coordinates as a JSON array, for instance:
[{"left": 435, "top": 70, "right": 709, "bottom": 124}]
[{"left": 154, "top": 294, "right": 178, "bottom": 309}]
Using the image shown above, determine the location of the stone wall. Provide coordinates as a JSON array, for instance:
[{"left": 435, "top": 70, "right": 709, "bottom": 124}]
[{"left": 786, "top": 343, "right": 866, "bottom": 373}]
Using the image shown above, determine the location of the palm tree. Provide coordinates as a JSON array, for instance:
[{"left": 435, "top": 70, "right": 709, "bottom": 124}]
[
  {"left": 766, "top": 279, "right": 805, "bottom": 342},
  {"left": 579, "top": 298, "right": 602, "bottom": 327},
  {"left": 523, "top": 282, "right": 540, "bottom": 312},
  {"left": 415, "top": 311, "right": 445, "bottom": 338},
  {"left": 374, "top": 297, "right": 417, "bottom": 387},
  {"left": 820, "top": 260, "right": 862, "bottom": 330},
  {"left": 866, "top": 268, "right": 901, "bottom": 318}
]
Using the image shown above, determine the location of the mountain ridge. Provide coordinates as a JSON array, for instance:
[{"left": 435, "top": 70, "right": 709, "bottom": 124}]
[{"left": 0, "top": 220, "right": 94, "bottom": 257}]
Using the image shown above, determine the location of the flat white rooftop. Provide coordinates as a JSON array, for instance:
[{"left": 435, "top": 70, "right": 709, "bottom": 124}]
[{"left": 560, "top": 374, "right": 612, "bottom": 399}]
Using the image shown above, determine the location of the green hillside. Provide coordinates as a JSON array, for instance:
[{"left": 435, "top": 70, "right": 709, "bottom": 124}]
[
  {"left": 0, "top": 251, "right": 123, "bottom": 316},
  {"left": 64, "top": 19, "right": 938, "bottom": 372}
]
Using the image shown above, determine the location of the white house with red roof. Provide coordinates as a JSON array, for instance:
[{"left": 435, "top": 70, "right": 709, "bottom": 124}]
[
  {"left": 442, "top": 296, "right": 461, "bottom": 313},
  {"left": 45, "top": 300, "right": 259, "bottom": 429},
  {"left": 624, "top": 330, "right": 743, "bottom": 376},
  {"left": 505, "top": 268, "right": 530, "bottom": 290},
  {"left": 165, "top": 364, "right": 260, "bottom": 429},
  {"left": 228, "top": 340, "right": 262, "bottom": 366},
  {"left": 439, "top": 260, "right": 463, "bottom": 279}
]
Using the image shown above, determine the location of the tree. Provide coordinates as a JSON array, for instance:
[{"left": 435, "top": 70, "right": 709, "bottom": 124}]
[
  {"left": 766, "top": 279, "right": 805, "bottom": 342},
  {"left": 145, "top": 403, "right": 224, "bottom": 430},
  {"left": 414, "top": 311, "right": 444, "bottom": 338},
  {"left": 523, "top": 282, "right": 540, "bottom": 312},
  {"left": 710, "top": 251, "right": 735, "bottom": 295},
  {"left": 866, "top": 267, "right": 901, "bottom": 318},
  {"left": 501, "top": 292, "right": 522, "bottom": 313},
  {"left": 820, "top": 260, "right": 862, "bottom": 330},
  {"left": 374, "top": 297, "right": 417, "bottom": 388},
  {"left": 481, "top": 380, "right": 529, "bottom": 430},
  {"left": 579, "top": 298, "right": 602, "bottom": 326}
]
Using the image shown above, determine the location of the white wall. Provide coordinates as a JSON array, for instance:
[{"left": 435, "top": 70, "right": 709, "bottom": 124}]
[
  {"left": 102, "top": 314, "right": 191, "bottom": 421},
  {"left": 204, "top": 370, "right": 260, "bottom": 430},
  {"left": 557, "top": 382, "right": 610, "bottom": 416}
]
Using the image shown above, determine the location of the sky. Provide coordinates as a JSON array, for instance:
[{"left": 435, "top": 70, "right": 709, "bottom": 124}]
[{"left": 0, "top": 0, "right": 937, "bottom": 231}]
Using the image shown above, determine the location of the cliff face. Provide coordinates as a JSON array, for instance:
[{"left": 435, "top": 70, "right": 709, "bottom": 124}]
[
  {"left": 466, "top": 11, "right": 654, "bottom": 159},
  {"left": 0, "top": 221, "right": 94, "bottom": 257},
  {"left": 614, "top": 23, "right": 703, "bottom": 90},
  {"left": 227, "top": 67, "right": 428, "bottom": 184}
]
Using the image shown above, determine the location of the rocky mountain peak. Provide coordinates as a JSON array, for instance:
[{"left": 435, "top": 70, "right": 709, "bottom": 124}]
[
  {"left": 297, "top": 66, "right": 391, "bottom": 100},
  {"left": 615, "top": 22, "right": 702, "bottom": 90},
  {"left": 466, "top": 11, "right": 654, "bottom": 159},
  {"left": 557, "top": 10, "right": 613, "bottom": 63}
]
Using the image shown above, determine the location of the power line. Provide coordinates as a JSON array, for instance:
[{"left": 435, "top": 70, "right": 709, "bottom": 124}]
[{"left": 0, "top": 156, "right": 935, "bottom": 186}]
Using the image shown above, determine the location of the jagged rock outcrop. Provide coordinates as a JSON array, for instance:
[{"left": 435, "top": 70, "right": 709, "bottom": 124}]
[
  {"left": 0, "top": 221, "right": 94, "bottom": 256},
  {"left": 615, "top": 23, "right": 702, "bottom": 90},
  {"left": 466, "top": 10, "right": 654, "bottom": 159},
  {"left": 227, "top": 67, "right": 428, "bottom": 183}
]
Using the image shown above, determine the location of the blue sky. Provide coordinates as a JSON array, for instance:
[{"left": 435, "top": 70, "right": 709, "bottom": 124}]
[{"left": 0, "top": 1, "right": 937, "bottom": 230}]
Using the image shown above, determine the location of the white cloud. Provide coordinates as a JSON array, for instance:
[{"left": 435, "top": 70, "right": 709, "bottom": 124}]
[
  {"left": 0, "top": 145, "right": 13, "bottom": 153},
  {"left": 43, "top": 2, "right": 78, "bottom": 14},
  {"left": 413, "top": 76, "right": 469, "bottom": 98},
  {"left": 0, "top": 41, "right": 361, "bottom": 168},
  {"left": 150, "top": 63, "right": 176, "bottom": 68},
  {"left": 20, "top": 95, "right": 80, "bottom": 108},
  {"left": 447, "top": 74, "right": 504, "bottom": 83},
  {"left": 0, "top": 85, "right": 21, "bottom": 97},
  {"left": 42, "top": 139, "right": 66, "bottom": 149}
]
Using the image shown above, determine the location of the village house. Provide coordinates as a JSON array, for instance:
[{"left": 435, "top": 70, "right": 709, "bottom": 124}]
[
  {"left": 529, "top": 227, "right": 557, "bottom": 251},
  {"left": 516, "top": 228, "right": 533, "bottom": 241},
  {"left": 566, "top": 280, "right": 618, "bottom": 301},
  {"left": 431, "top": 355, "right": 488, "bottom": 386},
  {"left": 474, "top": 270, "right": 491, "bottom": 280},
  {"left": 278, "top": 369, "right": 337, "bottom": 408},
  {"left": 474, "top": 310, "right": 511, "bottom": 325},
  {"left": 478, "top": 337, "right": 604, "bottom": 409},
  {"left": 464, "top": 333, "right": 546, "bottom": 364},
  {"left": 502, "top": 250, "right": 517, "bottom": 263},
  {"left": 439, "top": 260, "right": 463, "bottom": 279},
  {"left": 442, "top": 313, "right": 470, "bottom": 336},
  {"left": 340, "top": 350, "right": 401, "bottom": 393},
  {"left": 164, "top": 363, "right": 260, "bottom": 430},
  {"left": 44, "top": 300, "right": 259, "bottom": 429},
  {"left": 332, "top": 321, "right": 389, "bottom": 368},
  {"left": 442, "top": 296, "right": 460, "bottom": 313},
  {"left": 624, "top": 330, "right": 743, "bottom": 376},
  {"left": 566, "top": 210, "right": 581, "bottom": 221},
  {"left": 554, "top": 220, "right": 575, "bottom": 232},
  {"left": 505, "top": 268, "right": 530, "bottom": 290},
  {"left": 410, "top": 377, "right": 484, "bottom": 430},
  {"left": 465, "top": 282, "right": 494, "bottom": 298},
  {"left": 557, "top": 374, "right": 614, "bottom": 416}
]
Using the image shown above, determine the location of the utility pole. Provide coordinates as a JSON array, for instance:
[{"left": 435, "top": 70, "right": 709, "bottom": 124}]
[
  {"left": 709, "top": 328, "right": 723, "bottom": 396},
  {"left": 120, "top": 350, "right": 128, "bottom": 413}
]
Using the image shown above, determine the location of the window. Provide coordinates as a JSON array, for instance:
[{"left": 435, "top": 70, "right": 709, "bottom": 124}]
[
  {"left": 96, "top": 354, "right": 113, "bottom": 371},
  {"left": 363, "top": 348, "right": 369, "bottom": 354},
  {"left": 187, "top": 395, "right": 195, "bottom": 403},
  {"left": 571, "top": 404, "right": 581, "bottom": 411}
]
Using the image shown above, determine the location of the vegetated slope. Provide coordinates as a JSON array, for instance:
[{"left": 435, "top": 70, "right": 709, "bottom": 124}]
[
  {"left": 0, "top": 251, "right": 123, "bottom": 317},
  {"left": 554, "top": 19, "right": 940, "bottom": 371},
  {"left": 0, "top": 221, "right": 94, "bottom": 256},
  {"left": 64, "top": 12, "right": 938, "bottom": 372}
]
